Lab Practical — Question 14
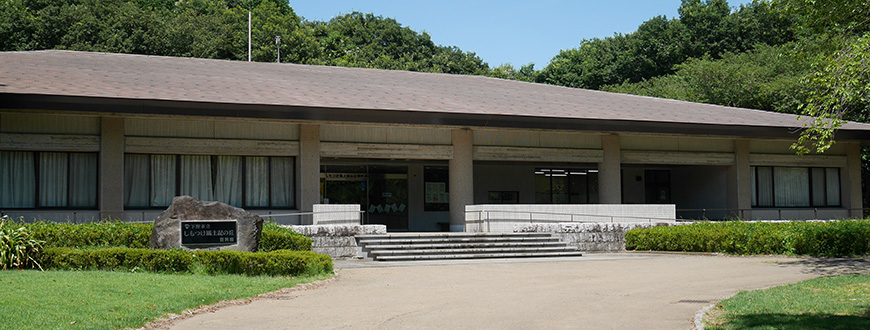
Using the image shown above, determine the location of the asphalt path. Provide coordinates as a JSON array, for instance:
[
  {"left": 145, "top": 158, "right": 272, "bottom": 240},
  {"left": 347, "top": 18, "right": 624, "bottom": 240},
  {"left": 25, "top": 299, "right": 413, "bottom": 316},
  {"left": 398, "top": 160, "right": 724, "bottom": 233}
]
[{"left": 166, "top": 253, "right": 863, "bottom": 330}]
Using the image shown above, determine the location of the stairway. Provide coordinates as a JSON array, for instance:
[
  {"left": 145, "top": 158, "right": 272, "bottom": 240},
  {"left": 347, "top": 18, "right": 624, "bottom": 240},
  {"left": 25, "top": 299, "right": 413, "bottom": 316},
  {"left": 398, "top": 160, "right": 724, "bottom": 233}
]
[{"left": 356, "top": 232, "right": 583, "bottom": 261}]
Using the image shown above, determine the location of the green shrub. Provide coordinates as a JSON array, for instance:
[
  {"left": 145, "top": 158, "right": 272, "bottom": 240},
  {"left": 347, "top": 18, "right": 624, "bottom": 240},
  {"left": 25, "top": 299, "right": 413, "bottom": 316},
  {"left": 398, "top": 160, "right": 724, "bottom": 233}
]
[
  {"left": 40, "top": 247, "right": 195, "bottom": 273},
  {"left": 0, "top": 216, "right": 45, "bottom": 270},
  {"left": 259, "top": 222, "right": 312, "bottom": 252},
  {"left": 625, "top": 220, "right": 870, "bottom": 257},
  {"left": 195, "top": 249, "right": 332, "bottom": 276},
  {"left": 26, "top": 221, "right": 152, "bottom": 248},
  {"left": 24, "top": 220, "right": 311, "bottom": 251},
  {"left": 38, "top": 247, "right": 332, "bottom": 276}
]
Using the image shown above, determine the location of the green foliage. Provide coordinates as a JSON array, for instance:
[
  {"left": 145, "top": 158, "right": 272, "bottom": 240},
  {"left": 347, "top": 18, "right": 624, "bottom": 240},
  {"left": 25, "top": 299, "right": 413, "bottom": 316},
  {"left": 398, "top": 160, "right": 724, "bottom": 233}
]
[
  {"left": 604, "top": 42, "right": 812, "bottom": 114},
  {"left": 195, "top": 249, "right": 332, "bottom": 276},
  {"left": 0, "top": 216, "right": 44, "bottom": 270},
  {"left": 40, "top": 247, "right": 195, "bottom": 272},
  {"left": 625, "top": 220, "right": 870, "bottom": 257},
  {"left": 39, "top": 247, "right": 332, "bottom": 276},
  {"left": 259, "top": 221, "right": 312, "bottom": 252},
  {"left": 792, "top": 34, "right": 870, "bottom": 154},
  {"left": 25, "top": 221, "right": 152, "bottom": 248},
  {"left": 24, "top": 220, "right": 311, "bottom": 251},
  {"left": 537, "top": 0, "right": 795, "bottom": 89}
]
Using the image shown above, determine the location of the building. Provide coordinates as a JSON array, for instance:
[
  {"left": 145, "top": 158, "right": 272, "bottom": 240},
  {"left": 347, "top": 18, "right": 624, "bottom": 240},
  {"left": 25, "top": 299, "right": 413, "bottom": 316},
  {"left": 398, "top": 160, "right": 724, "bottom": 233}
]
[{"left": 1, "top": 50, "right": 868, "bottom": 230}]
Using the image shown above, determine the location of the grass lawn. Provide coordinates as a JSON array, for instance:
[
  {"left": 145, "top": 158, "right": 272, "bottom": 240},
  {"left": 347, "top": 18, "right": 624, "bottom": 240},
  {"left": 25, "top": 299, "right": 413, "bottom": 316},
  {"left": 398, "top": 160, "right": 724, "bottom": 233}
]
[
  {"left": 0, "top": 270, "right": 331, "bottom": 330},
  {"left": 706, "top": 274, "right": 870, "bottom": 330}
]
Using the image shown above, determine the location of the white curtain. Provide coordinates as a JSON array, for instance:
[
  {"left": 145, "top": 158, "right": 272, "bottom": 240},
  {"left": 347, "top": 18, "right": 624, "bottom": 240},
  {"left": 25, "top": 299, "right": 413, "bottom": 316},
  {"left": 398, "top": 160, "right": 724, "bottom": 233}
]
[
  {"left": 214, "top": 156, "right": 241, "bottom": 206},
  {"left": 39, "top": 152, "right": 68, "bottom": 207},
  {"left": 0, "top": 151, "right": 36, "bottom": 208},
  {"left": 151, "top": 155, "right": 176, "bottom": 207},
  {"left": 245, "top": 157, "right": 269, "bottom": 207},
  {"left": 69, "top": 153, "right": 97, "bottom": 208},
  {"left": 755, "top": 167, "right": 773, "bottom": 206},
  {"left": 826, "top": 168, "right": 841, "bottom": 206},
  {"left": 774, "top": 167, "right": 810, "bottom": 207},
  {"left": 270, "top": 157, "right": 294, "bottom": 208},
  {"left": 811, "top": 168, "right": 826, "bottom": 206},
  {"left": 124, "top": 154, "right": 150, "bottom": 208},
  {"left": 180, "top": 155, "right": 213, "bottom": 201}
]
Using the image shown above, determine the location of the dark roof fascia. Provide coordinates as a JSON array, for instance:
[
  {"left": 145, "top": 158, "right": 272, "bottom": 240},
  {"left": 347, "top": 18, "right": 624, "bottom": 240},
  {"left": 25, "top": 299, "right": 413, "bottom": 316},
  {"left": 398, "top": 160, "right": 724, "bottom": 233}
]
[{"left": 4, "top": 93, "right": 870, "bottom": 141}]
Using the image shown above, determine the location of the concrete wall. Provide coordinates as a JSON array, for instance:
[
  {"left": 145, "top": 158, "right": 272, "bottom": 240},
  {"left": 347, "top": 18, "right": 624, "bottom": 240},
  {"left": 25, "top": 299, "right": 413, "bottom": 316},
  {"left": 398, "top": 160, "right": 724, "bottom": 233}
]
[
  {"left": 515, "top": 222, "right": 682, "bottom": 252},
  {"left": 312, "top": 204, "right": 361, "bottom": 225},
  {"left": 465, "top": 204, "right": 676, "bottom": 233},
  {"left": 288, "top": 224, "right": 386, "bottom": 259}
]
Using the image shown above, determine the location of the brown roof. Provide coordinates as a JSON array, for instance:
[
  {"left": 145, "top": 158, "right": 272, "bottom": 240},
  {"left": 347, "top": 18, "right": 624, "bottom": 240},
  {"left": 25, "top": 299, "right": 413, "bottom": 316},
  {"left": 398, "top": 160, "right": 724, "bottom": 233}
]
[{"left": 2, "top": 50, "right": 870, "bottom": 138}]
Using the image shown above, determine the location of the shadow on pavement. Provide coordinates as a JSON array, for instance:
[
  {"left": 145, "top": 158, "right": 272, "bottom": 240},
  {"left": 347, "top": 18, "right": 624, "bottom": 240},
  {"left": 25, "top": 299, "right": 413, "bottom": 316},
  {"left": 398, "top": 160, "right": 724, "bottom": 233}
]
[{"left": 776, "top": 257, "right": 870, "bottom": 276}]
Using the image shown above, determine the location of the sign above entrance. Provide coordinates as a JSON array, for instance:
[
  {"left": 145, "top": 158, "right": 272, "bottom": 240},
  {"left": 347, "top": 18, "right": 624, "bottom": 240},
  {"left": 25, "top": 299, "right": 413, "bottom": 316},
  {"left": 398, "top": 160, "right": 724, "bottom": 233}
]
[{"left": 323, "top": 173, "right": 367, "bottom": 181}]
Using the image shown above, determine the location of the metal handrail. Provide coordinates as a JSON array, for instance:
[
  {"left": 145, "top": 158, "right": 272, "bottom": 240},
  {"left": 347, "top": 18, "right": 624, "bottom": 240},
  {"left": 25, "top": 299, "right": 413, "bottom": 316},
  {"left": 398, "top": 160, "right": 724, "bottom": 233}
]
[{"left": 260, "top": 210, "right": 367, "bottom": 225}]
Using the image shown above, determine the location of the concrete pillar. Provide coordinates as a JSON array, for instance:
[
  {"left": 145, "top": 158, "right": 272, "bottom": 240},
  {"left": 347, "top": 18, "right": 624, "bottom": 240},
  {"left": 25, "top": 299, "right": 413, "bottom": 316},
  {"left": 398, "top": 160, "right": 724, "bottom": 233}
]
[
  {"left": 598, "top": 134, "right": 621, "bottom": 204},
  {"left": 99, "top": 117, "right": 124, "bottom": 219},
  {"left": 449, "top": 128, "right": 473, "bottom": 232},
  {"left": 843, "top": 142, "right": 863, "bottom": 218},
  {"left": 727, "top": 140, "right": 752, "bottom": 219},
  {"left": 298, "top": 124, "right": 321, "bottom": 224}
]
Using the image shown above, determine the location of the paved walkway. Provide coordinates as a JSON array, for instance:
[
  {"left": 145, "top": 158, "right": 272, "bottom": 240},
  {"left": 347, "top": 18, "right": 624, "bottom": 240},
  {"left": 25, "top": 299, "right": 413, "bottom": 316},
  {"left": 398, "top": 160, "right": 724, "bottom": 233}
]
[{"left": 167, "top": 253, "right": 856, "bottom": 330}]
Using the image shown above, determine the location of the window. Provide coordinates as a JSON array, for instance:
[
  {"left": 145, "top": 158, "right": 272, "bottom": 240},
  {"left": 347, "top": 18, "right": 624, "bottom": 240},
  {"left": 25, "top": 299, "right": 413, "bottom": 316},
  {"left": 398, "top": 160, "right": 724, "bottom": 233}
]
[
  {"left": 124, "top": 154, "right": 295, "bottom": 209},
  {"left": 423, "top": 166, "right": 449, "bottom": 211},
  {"left": 534, "top": 168, "right": 598, "bottom": 204},
  {"left": 751, "top": 166, "right": 840, "bottom": 207},
  {"left": 0, "top": 151, "right": 98, "bottom": 209}
]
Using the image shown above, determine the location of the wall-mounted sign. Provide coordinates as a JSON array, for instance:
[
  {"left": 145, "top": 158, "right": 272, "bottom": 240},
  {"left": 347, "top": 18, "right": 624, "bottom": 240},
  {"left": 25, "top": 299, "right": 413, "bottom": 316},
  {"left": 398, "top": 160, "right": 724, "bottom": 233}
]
[{"left": 181, "top": 220, "right": 238, "bottom": 246}]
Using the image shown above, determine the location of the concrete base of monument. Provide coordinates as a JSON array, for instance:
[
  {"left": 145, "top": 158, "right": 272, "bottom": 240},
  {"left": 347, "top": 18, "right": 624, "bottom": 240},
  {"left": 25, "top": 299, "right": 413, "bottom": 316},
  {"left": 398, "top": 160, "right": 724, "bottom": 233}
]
[{"left": 287, "top": 224, "right": 387, "bottom": 259}]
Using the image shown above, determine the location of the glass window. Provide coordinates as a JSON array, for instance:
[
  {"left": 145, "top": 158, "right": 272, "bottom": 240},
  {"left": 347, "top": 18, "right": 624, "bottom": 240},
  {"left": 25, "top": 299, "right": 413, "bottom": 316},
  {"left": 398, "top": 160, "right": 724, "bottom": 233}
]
[
  {"left": 125, "top": 154, "right": 295, "bottom": 209},
  {"left": 534, "top": 168, "right": 598, "bottom": 204},
  {"left": 752, "top": 166, "right": 840, "bottom": 208},
  {"left": 1, "top": 151, "right": 96, "bottom": 209},
  {"left": 424, "top": 166, "right": 449, "bottom": 211}
]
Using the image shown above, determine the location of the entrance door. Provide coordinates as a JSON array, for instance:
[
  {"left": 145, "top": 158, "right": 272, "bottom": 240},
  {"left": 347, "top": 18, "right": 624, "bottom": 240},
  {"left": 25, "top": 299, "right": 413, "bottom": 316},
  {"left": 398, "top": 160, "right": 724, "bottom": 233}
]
[
  {"left": 321, "top": 164, "right": 409, "bottom": 231},
  {"left": 644, "top": 170, "right": 671, "bottom": 204},
  {"left": 366, "top": 166, "right": 409, "bottom": 230}
]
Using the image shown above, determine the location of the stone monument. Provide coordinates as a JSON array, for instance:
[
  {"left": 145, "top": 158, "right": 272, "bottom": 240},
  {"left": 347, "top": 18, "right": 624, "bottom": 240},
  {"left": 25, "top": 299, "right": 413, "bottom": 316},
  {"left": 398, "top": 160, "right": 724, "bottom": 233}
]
[{"left": 150, "top": 196, "right": 263, "bottom": 252}]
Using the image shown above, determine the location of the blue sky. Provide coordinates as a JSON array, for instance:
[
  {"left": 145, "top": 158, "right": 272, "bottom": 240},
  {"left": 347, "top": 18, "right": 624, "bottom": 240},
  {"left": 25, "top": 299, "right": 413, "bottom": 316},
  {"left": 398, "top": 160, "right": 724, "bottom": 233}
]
[{"left": 288, "top": 0, "right": 752, "bottom": 68}]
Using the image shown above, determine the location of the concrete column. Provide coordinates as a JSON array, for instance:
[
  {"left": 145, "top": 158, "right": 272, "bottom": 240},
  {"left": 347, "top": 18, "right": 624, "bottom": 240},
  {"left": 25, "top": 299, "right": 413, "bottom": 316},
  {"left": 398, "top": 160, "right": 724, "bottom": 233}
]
[
  {"left": 99, "top": 117, "right": 124, "bottom": 219},
  {"left": 297, "top": 124, "right": 321, "bottom": 224},
  {"left": 598, "top": 134, "right": 621, "bottom": 204},
  {"left": 843, "top": 142, "right": 863, "bottom": 218},
  {"left": 449, "top": 128, "right": 473, "bottom": 232},
  {"left": 727, "top": 140, "right": 752, "bottom": 219}
]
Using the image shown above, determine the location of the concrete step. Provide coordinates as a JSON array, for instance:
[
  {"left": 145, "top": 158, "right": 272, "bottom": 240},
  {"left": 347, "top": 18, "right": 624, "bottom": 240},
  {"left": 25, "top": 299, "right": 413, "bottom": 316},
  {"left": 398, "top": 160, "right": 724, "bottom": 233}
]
[
  {"left": 364, "top": 241, "right": 568, "bottom": 250},
  {"left": 370, "top": 246, "right": 580, "bottom": 256},
  {"left": 358, "top": 236, "right": 559, "bottom": 245},
  {"left": 356, "top": 232, "right": 553, "bottom": 239},
  {"left": 374, "top": 251, "right": 585, "bottom": 261}
]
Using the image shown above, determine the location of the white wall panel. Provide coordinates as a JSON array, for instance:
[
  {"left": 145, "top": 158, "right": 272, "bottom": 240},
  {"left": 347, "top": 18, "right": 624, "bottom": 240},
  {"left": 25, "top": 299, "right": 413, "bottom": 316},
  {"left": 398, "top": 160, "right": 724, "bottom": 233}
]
[
  {"left": 474, "top": 129, "right": 600, "bottom": 148},
  {"left": 0, "top": 113, "right": 100, "bottom": 135},
  {"left": 125, "top": 117, "right": 298, "bottom": 140},
  {"left": 320, "top": 124, "right": 450, "bottom": 145}
]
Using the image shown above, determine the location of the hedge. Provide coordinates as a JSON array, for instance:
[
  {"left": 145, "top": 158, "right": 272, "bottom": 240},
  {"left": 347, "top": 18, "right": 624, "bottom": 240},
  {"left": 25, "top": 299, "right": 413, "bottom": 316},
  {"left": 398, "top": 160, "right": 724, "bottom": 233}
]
[
  {"left": 39, "top": 247, "right": 333, "bottom": 276},
  {"left": 22, "top": 221, "right": 311, "bottom": 252},
  {"left": 625, "top": 220, "right": 870, "bottom": 257}
]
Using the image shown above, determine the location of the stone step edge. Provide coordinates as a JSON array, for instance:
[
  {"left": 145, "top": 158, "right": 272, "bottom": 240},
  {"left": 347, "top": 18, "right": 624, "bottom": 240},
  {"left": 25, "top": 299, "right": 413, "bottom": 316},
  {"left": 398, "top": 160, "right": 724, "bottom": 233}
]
[
  {"left": 355, "top": 233, "right": 554, "bottom": 239},
  {"left": 358, "top": 237, "right": 559, "bottom": 244},
  {"left": 362, "top": 242, "right": 569, "bottom": 250},
  {"left": 374, "top": 251, "right": 585, "bottom": 261},
  {"left": 370, "top": 247, "right": 579, "bottom": 256}
]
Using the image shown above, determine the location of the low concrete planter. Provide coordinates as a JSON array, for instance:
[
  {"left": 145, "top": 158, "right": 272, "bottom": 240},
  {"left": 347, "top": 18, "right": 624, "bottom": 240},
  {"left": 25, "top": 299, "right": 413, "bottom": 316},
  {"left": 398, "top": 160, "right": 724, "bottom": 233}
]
[
  {"left": 514, "top": 222, "right": 683, "bottom": 252},
  {"left": 288, "top": 224, "right": 386, "bottom": 259}
]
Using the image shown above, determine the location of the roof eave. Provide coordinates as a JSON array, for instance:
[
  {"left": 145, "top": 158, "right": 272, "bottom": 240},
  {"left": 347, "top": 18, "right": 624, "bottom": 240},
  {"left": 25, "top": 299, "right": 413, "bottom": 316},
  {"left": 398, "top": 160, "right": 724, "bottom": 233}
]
[{"left": 4, "top": 93, "right": 870, "bottom": 141}]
